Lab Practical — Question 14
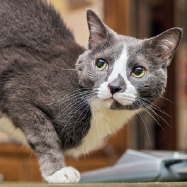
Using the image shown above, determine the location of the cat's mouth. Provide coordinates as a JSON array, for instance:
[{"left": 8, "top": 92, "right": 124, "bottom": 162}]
[
  {"left": 104, "top": 97, "right": 114, "bottom": 101},
  {"left": 110, "top": 99, "right": 135, "bottom": 110},
  {"left": 103, "top": 97, "right": 135, "bottom": 110},
  {"left": 104, "top": 97, "right": 115, "bottom": 106}
]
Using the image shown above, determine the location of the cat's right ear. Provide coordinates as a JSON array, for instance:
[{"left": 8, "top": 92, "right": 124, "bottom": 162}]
[
  {"left": 87, "top": 9, "right": 109, "bottom": 49},
  {"left": 144, "top": 28, "right": 183, "bottom": 66}
]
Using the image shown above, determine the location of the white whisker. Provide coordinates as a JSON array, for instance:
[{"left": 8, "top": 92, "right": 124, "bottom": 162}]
[
  {"left": 132, "top": 103, "right": 152, "bottom": 148},
  {"left": 54, "top": 93, "right": 94, "bottom": 121},
  {"left": 47, "top": 88, "right": 93, "bottom": 105},
  {"left": 136, "top": 100, "right": 165, "bottom": 131}
]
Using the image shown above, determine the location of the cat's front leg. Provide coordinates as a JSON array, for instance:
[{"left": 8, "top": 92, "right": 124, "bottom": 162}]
[
  {"left": 36, "top": 146, "right": 80, "bottom": 183},
  {"left": 20, "top": 108, "right": 80, "bottom": 183}
]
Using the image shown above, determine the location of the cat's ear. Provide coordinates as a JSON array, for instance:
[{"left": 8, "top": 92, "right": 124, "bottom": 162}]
[
  {"left": 87, "top": 9, "right": 109, "bottom": 49},
  {"left": 145, "top": 28, "right": 182, "bottom": 66}
]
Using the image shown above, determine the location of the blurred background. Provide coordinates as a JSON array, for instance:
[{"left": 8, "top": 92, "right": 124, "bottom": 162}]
[{"left": 0, "top": 0, "right": 187, "bottom": 182}]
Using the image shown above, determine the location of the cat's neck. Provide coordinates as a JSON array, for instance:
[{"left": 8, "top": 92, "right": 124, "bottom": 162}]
[{"left": 64, "top": 98, "right": 137, "bottom": 158}]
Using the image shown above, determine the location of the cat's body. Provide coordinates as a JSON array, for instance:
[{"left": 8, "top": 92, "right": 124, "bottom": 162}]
[{"left": 0, "top": 0, "right": 182, "bottom": 184}]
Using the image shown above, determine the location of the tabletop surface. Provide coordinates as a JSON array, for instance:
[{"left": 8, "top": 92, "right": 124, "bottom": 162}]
[{"left": 1, "top": 182, "right": 187, "bottom": 187}]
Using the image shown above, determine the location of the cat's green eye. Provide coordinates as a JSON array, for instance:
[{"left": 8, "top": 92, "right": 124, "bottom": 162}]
[
  {"left": 95, "top": 59, "right": 108, "bottom": 71},
  {"left": 132, "top": 67, "right": 146, "bottom": 78}
]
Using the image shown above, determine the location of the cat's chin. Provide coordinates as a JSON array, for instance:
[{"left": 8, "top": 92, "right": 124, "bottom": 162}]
[
  {"left": 103, "top": 98, "right": 135, "bottom": 110},
  {"left": 103, "top": 98, "right": 115, "bottom": 108},
  {"left": 110, "top": 100, "right": 135, "bottom": 110}
]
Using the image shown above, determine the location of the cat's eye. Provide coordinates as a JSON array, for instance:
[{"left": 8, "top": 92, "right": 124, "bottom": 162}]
[
  {"left": 95, "top": 59, "right": 108, "bottom": 71},
  {"left": 131, "top": 67, "right": 146, "bottom": 78}
]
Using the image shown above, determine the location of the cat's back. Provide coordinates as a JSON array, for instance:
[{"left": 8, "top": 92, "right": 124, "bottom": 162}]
[
  {"left": 0, "top": 0, "right": 74, "bottom": 48},
  {"left": 0, "top": 0, "right": 85, "bottom": 106}
]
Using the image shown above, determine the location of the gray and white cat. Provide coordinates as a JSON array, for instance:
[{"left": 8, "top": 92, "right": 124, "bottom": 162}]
[{"left": 0, "top": 0, "right": 182, "bottom": 184}]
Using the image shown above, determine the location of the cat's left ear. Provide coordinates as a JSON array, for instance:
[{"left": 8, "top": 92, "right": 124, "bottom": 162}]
[
  {"left": 145, "top": 28, "right": 183, "bottom": 66},
  {"left": 87, "top": 9, "right": 112, "bottom": 49}
]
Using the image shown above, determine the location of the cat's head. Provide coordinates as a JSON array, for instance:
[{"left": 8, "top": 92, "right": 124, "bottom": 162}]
[{"left": 76, "top": 9, "right": 182, "bottom": 110}]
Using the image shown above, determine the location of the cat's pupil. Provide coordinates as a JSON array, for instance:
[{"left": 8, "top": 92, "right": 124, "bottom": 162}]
[
  {"left": 134, "top": 67, "right": 143, "bottom": 75},
  {"left": 96, "top": 59, "right": 105, "bottom": 68}
]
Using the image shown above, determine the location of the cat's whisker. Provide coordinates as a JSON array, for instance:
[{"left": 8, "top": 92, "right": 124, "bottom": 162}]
[
  {"left": 137, "top": 96, "right": 171, "bottom": 118},
  {"left": 62, "top": 93, "right": 95, "bottom": 120},
  {"left": 78, "top": 98, "right": 99, "bottom": 135},
  {"left": 57, "top": 91, "right": 94, "bottom": 106},
  {"left": 136, "top": 100, "right": 165, "bottom": 131},
  {"left": 61, "top": 101, "right": 89, "bottom": 133},
  {"left": 136, "top": 98, "right": 172, "bottom": 129},
  {"left": 138, "top": 98, "right": 172, "bottom": 128},
  {"left": 160, "top": 96, "right": 173, "bottom": 103},
  {"left": 148, "top": 105, "right": 172, "bottom": 128},
  {"left": 55, "top": 95, "right": 93, "bottom": 120},
  {"left": 56, "top": 90, "right": 94, "bottom": 106},
  {"left": 65, "top": 100, "right": 90, "bottom": 122},
  {"left": 47, "top": 88, "right": 93, "bottom": 105},
  {"left": 53, "top": 93, "right": 94, "bottom": 122},
  {"left": 64, "top": 101, "right": 88, "bottom": 127},
  {"left": 57, "top": 90, "right": 94, "bottom": 110},
  {"left": 132, "top": 103, "right": 152, "bottom": 148},
  {"left": 53, "top": 99, "right": 84, "bottom": 122},
  {"left": 73, "top": 104, "right": 91, "bottom": 132},
  {"left": 150, "top": 104, "right": 171, "bottom": 118},
  {"left": 48, "top": 89, "right": 85, "bottom": 105}
]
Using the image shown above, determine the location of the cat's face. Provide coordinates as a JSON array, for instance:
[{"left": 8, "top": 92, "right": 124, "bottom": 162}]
[{"left": 76, "top": 9, "right": 182, "bottom": 110}]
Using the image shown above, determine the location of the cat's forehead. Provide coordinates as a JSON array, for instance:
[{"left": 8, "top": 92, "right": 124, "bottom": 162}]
[
  {"left": 91, "top": 35, "right": 142, "bottom": 61},
  {"left": 118, "top": 35, "right": 143, "bottom": 54},
  {"left": 111, "top": 36, "right": 149, "bottom": 68}
]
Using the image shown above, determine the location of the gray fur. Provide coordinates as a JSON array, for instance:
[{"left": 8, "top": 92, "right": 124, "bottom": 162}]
[{"left": 0, "top": 1, "right": 182, "bottom": 182}]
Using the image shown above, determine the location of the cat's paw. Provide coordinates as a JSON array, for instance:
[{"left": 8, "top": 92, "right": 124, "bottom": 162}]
[{"left": 43, "top": 167, "right": 80, "bottom": 183}]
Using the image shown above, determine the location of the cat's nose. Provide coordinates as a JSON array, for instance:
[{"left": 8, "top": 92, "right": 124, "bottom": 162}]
[{"left": 108, "top": 82, "right": 122, "bottom": 95}]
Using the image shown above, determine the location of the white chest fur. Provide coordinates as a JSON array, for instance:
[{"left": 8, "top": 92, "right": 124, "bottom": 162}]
[
  {"left": 0, "top": 113, "right": 28, "bottom": 145},
  {"left": 64, "top": 99, "right": 136, "bottom": 157}
]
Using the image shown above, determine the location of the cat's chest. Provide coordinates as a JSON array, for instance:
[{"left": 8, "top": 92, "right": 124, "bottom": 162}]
[
  {"left": 64, "top": 99, "right": 136, "bottom": 157},
  {"left": 0, "top": 113, "right": 28, "bottom": 145}
]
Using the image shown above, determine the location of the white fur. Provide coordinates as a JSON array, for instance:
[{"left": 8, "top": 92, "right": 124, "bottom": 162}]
[
  {"left": 96, "top": 45, "right": 138, "bottom": 107},
  {"left": 161, "top": 39, "right": 174, "bottom": 51},
  {"left": 0, "top": 113, "right": 28, "bottom": 145},
  {"left": 108, "top": 46, "right": 129, "bottom": 82},
  {"left": 108, "top": 45, "right": 138, "bottom": 105},
  {"left": 97, "top": 46, "right": 138, "bottom": 106},
  {"left": 65, "top": 45, "right": 138, "bottom": 158},
  {"left": 43, "top": 166, "right": 80, "bottom": 183},
  {"left": 64, "top": 99, "right": 136, "bottom": 157}
]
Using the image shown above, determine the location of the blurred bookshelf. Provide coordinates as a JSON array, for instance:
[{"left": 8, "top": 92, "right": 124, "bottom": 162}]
[
  {"left": 175, "top": 0, "right": 187, "bottom": 151},
  {"left": 105, "top": 0, "right": 187, "bottom": 151}
]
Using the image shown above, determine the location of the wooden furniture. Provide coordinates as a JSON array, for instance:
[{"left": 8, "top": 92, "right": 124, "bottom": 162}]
[
  {"left": 0, "top": 144, "right": 42, "bottom": 182},
  {"left": 0, "top": 144, "right": 117, "bottom": 182}
]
